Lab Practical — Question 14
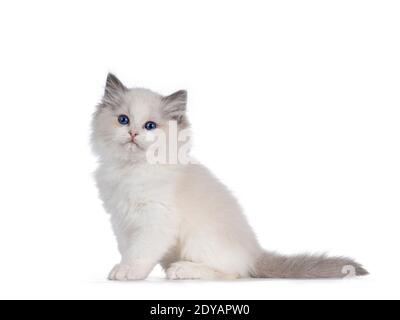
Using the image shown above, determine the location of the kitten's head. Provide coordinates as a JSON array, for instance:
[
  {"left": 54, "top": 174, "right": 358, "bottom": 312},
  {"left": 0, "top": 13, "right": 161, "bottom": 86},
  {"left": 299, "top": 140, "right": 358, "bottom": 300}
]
[{"left": 91, "top": 73, "right": 189, "bottom": 162}]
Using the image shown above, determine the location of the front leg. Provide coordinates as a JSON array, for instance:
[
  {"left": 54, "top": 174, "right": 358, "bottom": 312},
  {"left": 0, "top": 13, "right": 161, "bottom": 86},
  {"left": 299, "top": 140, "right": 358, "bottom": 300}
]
[{"left": 109, "top": 202, "right": 178, "bottom": 281}]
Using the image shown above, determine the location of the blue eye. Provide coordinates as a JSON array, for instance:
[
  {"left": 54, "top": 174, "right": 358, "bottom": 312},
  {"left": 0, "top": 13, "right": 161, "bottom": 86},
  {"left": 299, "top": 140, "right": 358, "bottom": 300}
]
[
  {"left": 144, "top": 121, "right": 157, "bottom": 130},
  {"left": 118, "top": 114, "right": 129, "bottom": 125}
]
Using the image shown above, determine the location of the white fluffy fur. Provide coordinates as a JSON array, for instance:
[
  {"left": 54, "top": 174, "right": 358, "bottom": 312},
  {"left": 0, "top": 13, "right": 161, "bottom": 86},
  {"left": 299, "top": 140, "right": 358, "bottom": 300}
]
[
  {"left": 95, "top": 161, "right": 260, "bottom": 280},
  {"left": 91, "top": 74, "right": 367, "bottom": 280}
]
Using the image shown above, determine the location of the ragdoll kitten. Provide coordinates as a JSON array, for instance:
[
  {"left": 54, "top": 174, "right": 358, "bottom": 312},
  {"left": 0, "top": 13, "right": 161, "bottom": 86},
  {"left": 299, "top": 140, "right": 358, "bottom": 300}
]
[{"left": 91, "top": 73, "right": 368, "bottom": 280}]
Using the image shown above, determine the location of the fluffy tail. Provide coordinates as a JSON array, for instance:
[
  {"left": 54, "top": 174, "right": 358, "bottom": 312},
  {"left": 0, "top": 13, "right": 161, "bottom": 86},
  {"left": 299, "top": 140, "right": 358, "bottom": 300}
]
[{"left": 252, "top": 251, "right": 368, "bottom": 279}]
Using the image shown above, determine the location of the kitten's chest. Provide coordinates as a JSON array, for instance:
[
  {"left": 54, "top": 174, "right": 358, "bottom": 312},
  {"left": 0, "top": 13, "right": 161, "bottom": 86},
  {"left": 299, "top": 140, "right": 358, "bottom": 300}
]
[{"left": 95, "top": 163, "right": 177, "bottom": 215}]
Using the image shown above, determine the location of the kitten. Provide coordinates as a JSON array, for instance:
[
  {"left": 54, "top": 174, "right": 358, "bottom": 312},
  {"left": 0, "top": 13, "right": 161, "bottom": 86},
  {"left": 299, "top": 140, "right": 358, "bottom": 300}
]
[{"left": 91, "top": 73, "right": 368, "bottom": 280}]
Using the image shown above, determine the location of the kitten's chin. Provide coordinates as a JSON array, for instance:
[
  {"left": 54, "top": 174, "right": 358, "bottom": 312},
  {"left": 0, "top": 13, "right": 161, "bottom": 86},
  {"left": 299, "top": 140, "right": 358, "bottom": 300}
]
[
  {"left": 93, "top": 141, "right": 146, "bottom": 163},
  {"left": 123, "top": 141, "right": 144, "bottom": 152}
]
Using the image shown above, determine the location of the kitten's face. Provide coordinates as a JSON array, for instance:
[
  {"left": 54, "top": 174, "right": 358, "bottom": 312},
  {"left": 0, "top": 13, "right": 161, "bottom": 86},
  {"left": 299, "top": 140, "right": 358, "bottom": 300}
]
[{"left": 91, "top": 74, "right": 188, "bottom": 162}]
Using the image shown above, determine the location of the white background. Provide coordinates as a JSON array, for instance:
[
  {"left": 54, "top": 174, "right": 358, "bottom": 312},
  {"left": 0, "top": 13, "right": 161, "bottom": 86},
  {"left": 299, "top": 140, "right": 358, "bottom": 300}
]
[{"left": 0, "top": 0, "right": 399, "bottom": 300}]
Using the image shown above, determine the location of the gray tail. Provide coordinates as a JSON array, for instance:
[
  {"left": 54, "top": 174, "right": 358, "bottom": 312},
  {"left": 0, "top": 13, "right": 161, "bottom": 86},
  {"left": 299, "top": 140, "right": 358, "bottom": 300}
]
[{"left": 252, "top": 251, "right": 368, "bottom": 279}]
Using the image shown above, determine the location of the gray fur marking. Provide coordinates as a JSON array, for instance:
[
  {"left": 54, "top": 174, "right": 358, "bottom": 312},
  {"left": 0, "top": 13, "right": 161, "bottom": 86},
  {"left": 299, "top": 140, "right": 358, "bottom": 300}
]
[
  {"left": 101, "top": 73, "right": 127, "bottom": 108},
  {"left": 162, "top": 90, "right": 187, "bottom": 123},
  {"left": 253, "top": 252, "right": 368, "bottom": 279}
]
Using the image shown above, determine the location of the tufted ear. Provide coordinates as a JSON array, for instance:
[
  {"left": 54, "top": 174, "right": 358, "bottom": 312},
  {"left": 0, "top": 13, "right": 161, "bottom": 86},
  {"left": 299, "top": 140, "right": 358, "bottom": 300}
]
[
  {"left": 102, "top": 73, "right": 127, "bottom": 106},
  {"left": 162, "top": 90, "right": 187, "bottom": 122}
]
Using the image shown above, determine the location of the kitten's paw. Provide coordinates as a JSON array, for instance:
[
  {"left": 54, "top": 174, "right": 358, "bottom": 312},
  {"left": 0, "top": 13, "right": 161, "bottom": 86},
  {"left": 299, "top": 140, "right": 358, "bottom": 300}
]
[
  {"left": 166, "top": 262, "right": 198, "bottom": 280},
  {"left": 108, "top": 263, "right": 148, "bottom": 281},
  {"left": 166, "top": 261, "right": 240, "bottom": 280}
]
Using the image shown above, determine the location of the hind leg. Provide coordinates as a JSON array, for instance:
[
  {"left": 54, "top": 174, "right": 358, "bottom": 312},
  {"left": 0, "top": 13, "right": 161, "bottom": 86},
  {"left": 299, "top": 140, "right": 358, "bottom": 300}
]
[
  {"left": 166, "top": 261, "right": 239, "bottom": 280},
  {"left": 160, "top": 245, "right": 180, "bottom": 272}
]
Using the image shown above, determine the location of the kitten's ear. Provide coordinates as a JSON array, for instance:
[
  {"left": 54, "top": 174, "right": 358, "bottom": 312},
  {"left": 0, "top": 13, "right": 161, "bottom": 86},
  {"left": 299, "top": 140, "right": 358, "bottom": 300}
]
[
  {"left": 102, "top": 73, "right": 127, "bottom": 105},
  {"left": 162, "top": 90, "right": 187, "bottom": 121}
]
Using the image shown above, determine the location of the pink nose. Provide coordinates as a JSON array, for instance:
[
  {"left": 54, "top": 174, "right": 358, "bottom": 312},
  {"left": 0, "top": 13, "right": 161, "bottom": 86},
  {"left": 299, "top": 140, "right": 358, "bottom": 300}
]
[{"left": 129, "top": 131, "right": 138, "bottom": 140}]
